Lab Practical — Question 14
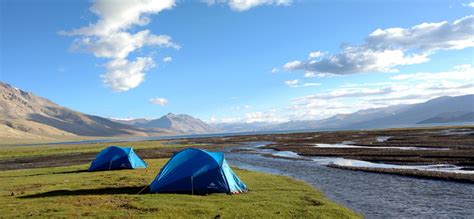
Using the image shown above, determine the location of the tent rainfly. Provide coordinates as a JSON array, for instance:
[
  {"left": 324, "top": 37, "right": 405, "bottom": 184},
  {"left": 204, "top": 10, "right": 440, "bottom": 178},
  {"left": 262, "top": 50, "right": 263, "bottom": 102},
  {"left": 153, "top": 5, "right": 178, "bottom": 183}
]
[
  {"left": 149, "top": 148, "right": 248, "bottom": 194},
  {"left": 88, "top": 146, "right": 147, "bottom": 171}
]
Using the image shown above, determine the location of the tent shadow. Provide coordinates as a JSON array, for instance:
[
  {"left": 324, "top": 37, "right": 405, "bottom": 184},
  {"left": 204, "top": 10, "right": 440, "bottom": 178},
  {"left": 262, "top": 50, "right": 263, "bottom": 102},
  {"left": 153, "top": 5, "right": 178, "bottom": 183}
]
[
  {"left": 52, "top": 169, "right": 89, "bottom": 174},
  {"left": 19, "top": 186, "right": 149, "bottom": 199},
  {"left": 0, "top": 169, "right": 90, "bottom": 179}
]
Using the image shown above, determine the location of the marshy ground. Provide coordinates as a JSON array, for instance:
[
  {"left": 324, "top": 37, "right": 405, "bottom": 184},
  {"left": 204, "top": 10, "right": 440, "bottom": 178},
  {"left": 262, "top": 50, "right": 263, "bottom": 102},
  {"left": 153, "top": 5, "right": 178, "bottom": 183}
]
[{"left": 178, "top": 126, "right": 474, "bottom": 182}]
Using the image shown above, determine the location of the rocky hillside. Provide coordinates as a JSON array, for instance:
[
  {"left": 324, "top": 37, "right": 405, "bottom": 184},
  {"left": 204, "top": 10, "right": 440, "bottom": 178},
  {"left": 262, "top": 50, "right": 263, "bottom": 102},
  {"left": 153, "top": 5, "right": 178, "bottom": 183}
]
[{"left": 0, "top": 82, "right": 155, "bottom": 140}]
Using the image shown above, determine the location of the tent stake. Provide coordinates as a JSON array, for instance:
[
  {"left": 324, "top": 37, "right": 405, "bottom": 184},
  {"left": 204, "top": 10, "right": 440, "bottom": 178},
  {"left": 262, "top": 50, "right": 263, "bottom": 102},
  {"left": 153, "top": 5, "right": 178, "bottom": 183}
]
[{"left": 191, "top": 176, "right": 194, "bottom": 196}]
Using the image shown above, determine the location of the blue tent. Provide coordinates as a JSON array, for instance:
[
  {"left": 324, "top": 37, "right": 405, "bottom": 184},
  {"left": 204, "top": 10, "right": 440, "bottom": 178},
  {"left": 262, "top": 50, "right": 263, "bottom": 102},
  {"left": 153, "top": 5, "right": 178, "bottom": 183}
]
[
  {"left": 88, "top": 146, "right": 147, "bottom": 171},
  {"left": 149, "top": 148, "right": 248, "bottom": 194}
]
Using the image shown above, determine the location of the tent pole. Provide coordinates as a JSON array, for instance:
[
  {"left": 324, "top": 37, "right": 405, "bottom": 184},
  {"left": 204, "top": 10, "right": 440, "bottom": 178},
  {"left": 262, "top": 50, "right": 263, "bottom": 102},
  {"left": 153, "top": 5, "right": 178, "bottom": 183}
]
[
  {"left": 191, "top": 176, "right": 194, "bottom": 196},
  {"left": 137, "top": 185, "right": 149, "bottom": 195}
]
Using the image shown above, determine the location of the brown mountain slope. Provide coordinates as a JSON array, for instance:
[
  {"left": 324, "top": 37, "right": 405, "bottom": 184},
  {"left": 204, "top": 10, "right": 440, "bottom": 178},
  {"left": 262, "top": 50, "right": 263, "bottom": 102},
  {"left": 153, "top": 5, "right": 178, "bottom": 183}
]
[{"left": 0, "top": 82, "right": 159, "bottom": 139}]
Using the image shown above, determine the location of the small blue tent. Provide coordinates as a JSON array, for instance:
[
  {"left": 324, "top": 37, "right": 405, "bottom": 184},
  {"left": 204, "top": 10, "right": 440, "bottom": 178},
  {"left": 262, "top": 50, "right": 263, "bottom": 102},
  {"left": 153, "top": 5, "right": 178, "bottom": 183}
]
[
  {"left": 88, "top": 146, "right": 147, "bottom": 171},
  {"left": 149, "top": 148, "right": 248, "bottom": 194}
]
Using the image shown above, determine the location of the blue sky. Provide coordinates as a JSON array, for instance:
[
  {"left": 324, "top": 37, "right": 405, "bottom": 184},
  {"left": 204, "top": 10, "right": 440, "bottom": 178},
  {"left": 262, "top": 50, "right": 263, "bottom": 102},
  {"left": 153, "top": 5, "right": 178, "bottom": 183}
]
[{"left": 1, "top": 0, "right": 473, "bottom": 123}]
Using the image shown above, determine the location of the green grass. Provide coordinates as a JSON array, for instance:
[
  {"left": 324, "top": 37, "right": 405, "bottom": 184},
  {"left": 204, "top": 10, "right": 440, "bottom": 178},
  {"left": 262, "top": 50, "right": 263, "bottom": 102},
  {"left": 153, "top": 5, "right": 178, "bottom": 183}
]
[
  {"left": 0, "top": 141, "right": 205, "bottom": 159},
  {"left": 0, "top": 159, "right": 360, "bottom": 218}
]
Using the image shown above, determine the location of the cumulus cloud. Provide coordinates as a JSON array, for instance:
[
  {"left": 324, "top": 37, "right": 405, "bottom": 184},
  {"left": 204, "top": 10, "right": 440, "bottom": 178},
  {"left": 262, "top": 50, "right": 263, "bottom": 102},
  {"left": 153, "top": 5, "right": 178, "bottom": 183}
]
[
  {"left": 284, "top": 15, "right": 474, "bottom": 75},
  {"left": 204, "top": 0, "right": 292, "bottom": 11},
  {"left": 163, "top": 56, "right": 173, "bottom": 62},
  {"left": 149, "top": 97, "right": 168, "bottom": 106},
  {"left": 271, "top": 68, "right": 279, "bottom": 73},
  {"left": 101, "top": 57, "right": 154, "bottom": 92},
  {"left": 62, "top": 0, "right": 179, "bottom": 92},
  {"left": 64, "top": 0, "right": 176, "bottom": 36}
]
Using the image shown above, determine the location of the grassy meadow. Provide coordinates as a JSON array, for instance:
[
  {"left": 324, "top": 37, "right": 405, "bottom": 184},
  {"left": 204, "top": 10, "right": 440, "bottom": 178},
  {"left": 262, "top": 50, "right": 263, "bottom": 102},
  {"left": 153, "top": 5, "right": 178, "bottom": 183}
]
[
  {"left": 0, "top": 146, "right": 360, "bottom": 218},
  {"left": 0, "top": 140, "right": 195, "bottom": 159}
]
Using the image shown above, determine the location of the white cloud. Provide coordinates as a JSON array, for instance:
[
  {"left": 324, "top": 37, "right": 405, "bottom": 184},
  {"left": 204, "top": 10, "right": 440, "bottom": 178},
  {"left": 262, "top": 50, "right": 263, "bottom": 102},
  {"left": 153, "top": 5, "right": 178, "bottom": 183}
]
[
  {"left": 202, "top": 0, "right": 292, "bottom": 11},
  {"left": 463, "top": 2, "right": 474, "bottom": 7},
  {"left": 102, "top": 57, "right": 154, "bottom": 92},
  {"left": 308, "top": 51, "right": 325, "bottom": 59},
  {"left": 70, "top": 31, "right": 178, "bottom": 59},
  {"left": 283, "top": 60, "right": 303, "bottom": 70},
  {"left": 163, "top": 56, "right": 173, "bottom": 62},
  {"left": 149, "top": 97, "right": 168, "bottom": 106},
  {"left": 301, "top": 83, "right": 321, "bottom": 87},
  {"left": 294, "top": 87, "right": 395, "bottom": 101},
  {"left": 304, "top": 72, "right": 332, "bottom": 78},
  {"left": 231, "top": 105, "right": 252, "bottom": 110},
  {"left": 284, "top": 15, "right": 474, "bottom": 75},
  {"left": 214, "top": 65, "right": 473, "bottom": 122},
  {"left": 62, "top": 0, "right": 179, "bottom": 92},
  {"left": 201, "top": 0, "right": 217, "bottom": 6},
  {"left": 64, "top": 0, "right": 176, "bottom": 36},
  {"left": 284, "top": 79, "right": 321, "bottom": 88},
  {"left": 214, "top": 65, "right": 474, "bottom": 123},
  {"left": 228, "top": 0, "right": 292, "bottom": 11},
  {"left": 287, "top": 98, "right": 356, "bottom": 120},
  {"left": 213, "top": 109, "right": 288, "bottom": 123},
  {"left": 271, "top": 68, "right": 279, "bottom": 73},
  {"left": 390, "top": 64, "right": 474, "bottom": 81},
  {"left": 243, "top": 110, "right": 287, "bottom": 123},
  {"left": 284, "top": 79, "right": 299, "bottom": 87}
]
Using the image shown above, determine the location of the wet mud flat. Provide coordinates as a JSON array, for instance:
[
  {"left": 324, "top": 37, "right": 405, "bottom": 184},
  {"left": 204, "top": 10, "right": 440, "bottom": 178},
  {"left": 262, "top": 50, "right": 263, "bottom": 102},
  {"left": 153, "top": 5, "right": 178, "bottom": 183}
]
[
  {"left": 2, "top": 126, "right": 473, "bottom": 182},
  {"left": 182, "top": 127, "right": 474, "bottom": 165},
  {"left": 0, "top": 144, "right": 234, "bottom": 171},
  {"left": 328, "top": 164, "right": 474, "bottom": 183},
  {"left": 178, "top": 126, "right": 474, "bottom": 182}
]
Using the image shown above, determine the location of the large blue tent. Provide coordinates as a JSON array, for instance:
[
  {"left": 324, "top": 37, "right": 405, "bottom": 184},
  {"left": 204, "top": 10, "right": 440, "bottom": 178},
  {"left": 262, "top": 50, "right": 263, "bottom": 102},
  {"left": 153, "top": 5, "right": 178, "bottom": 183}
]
[
  {"left": 149, "top": 148, "right": 248, "bottom": 194},
  {"left": 88, "top": 146, "right": 147, "bottom": 171}
]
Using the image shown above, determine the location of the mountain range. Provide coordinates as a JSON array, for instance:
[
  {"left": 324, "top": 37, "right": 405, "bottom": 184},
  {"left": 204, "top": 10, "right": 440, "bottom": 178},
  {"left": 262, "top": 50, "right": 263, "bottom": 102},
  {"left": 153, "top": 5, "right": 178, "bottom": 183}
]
[
  {"left": 1, "top": 81, "right": 473, "bottom": 142},
  {"left": 224, "top": 95, "right": 474, "bottom": 132},
  {"left": 0, "top": 81, "right": 215, "bottom": 142},
  {"left": 111, "top": 113, "right": 216, "bottom": 134}
]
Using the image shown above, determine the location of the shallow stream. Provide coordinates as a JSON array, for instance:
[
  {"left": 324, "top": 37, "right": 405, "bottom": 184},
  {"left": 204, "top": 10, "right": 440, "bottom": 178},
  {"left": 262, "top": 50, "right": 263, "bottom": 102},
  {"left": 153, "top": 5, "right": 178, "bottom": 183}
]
[{"left": 224, "top": 142, "right": 474, "bottom": 218}]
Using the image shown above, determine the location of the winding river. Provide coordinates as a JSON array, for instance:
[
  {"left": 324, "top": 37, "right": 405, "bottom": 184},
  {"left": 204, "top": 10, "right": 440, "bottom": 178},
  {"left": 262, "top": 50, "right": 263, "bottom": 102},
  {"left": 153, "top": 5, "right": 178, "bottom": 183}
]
[{"left": 224, "top": 142, "right": 474, "bottom": 218}]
